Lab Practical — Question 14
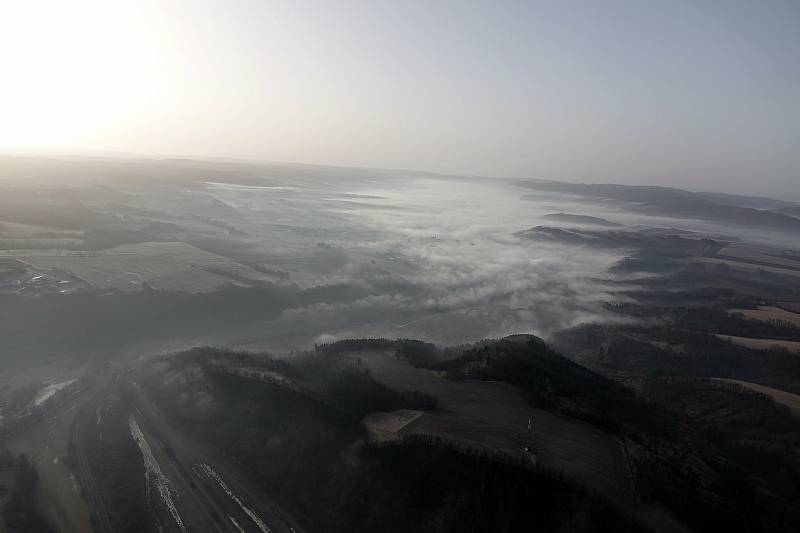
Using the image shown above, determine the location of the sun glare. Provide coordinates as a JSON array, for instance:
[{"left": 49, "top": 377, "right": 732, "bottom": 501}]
[{"left": 0, "top": 1, "right": 161, "bottom": 150}]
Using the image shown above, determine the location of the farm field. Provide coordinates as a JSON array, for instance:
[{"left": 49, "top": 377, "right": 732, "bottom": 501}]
[
  {"left": 728, "top": 306, "right": 800, "bottom": 327},
  {"left": 715, "top": 334, "right": 800, "bottom": 353},
  {"left": 9, "top": 242, "right": 276, "bottom": 292},
  {"left": 713, "top": 378, "right": 800, "bottom": 415}
]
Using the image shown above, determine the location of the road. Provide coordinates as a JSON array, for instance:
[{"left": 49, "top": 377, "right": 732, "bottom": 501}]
[
  {"left": 70, "top": 388, "right": 115, "bottom": 533},
  {"left": 3, "top": 381, "right": 96, "bottom": 533}
]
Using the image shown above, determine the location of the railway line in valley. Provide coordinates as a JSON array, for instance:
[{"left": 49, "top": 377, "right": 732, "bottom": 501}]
[
  {"left": 70, "top": 394, "right": 115, "bottom": 533},
  {"left": 123, "top": 376, "right": 299, "bottom": 533},
  {"left": 1, "top": 355, "right": 299, "bottom": 533}
]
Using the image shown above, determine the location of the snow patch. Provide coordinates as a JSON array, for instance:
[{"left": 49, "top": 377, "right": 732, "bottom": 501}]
[
  {"left": 33, "top": 379, "right": 77, "bottom": 407},
  {"left": 197, "top": 463, "right": 271, "bottom": 533},
  {"left": 229, "top": 516, "right": 246, "bottom": 533},
  {"left": 129, "top": 415, "right": 187, "bottom": 532}
]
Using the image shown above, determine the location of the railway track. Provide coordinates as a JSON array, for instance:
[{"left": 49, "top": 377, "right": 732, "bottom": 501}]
[{"left": 70, "top": 394, "right": 115, "bottom": 533}]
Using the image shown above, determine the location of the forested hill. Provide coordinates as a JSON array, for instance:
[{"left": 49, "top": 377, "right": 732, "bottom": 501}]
[{"left": 516, "top": 180, "right": 800, "bottom": 231}]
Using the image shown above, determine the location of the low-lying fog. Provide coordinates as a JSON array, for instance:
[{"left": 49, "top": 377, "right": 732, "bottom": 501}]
[
  {"left": 2, "top": 156, "right": 796, "bottom": 354},
  {"left": 186, "top": 176, "right": 632, "bottom": 345},
  {"left": 189, "top": 173, "right": 687, "bottom": 346}
]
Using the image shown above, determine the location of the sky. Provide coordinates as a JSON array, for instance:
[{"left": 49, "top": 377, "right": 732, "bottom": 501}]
[{"left": 0, "top": 0, "right": 798, "bottom": 197}]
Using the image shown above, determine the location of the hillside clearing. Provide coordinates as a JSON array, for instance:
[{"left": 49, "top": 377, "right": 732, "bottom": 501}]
[
  {"left": 342, "top": 350, "right": 635, "bottom": 508},
  {"left": 713, "top": 378, "right": 800, "bottom": 415},
  {"left": 715, "top": 334, "right": 800, "bottom": 353},
  {"left": 728, "top": 306, "right": 800, "bottom": 327}
]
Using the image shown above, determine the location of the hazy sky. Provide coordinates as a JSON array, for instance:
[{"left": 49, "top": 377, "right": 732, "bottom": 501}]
[{"left": 1, "top": 1, "right": 798, "bottom": 196}]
